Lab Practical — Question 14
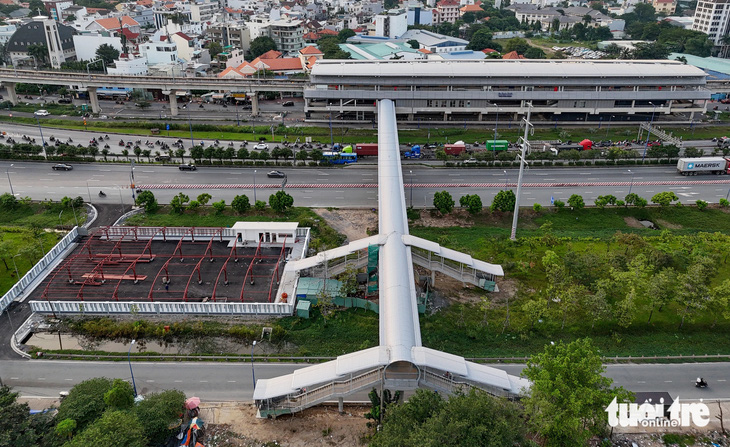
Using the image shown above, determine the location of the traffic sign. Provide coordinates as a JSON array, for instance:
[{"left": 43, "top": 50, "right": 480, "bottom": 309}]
[{"left": 166, "top": 124, "right": 170, "bottom": 130}]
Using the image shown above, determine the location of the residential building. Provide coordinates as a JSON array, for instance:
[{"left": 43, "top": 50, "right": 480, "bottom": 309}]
[
  {"left": 653, "top": 0, "right": 677, "bottom": 14},
  {"left": 43, "top": 0, "right": 73, "bottom": 21},
  {"left": 7, "top": 16, "right": 76, "bottom": 68},
  {"left": 338, "top": 41, "right": 423, "bottom": 60},
  {"left": 269, "top": 18, "right": 304, "bottom": 54},
  {"left": 139, "top": 39, "right": 178, "bottom": 65},
  {"left": 375, "top": 9, "right": 408, "bottom": 39},
  {"left": 304, "top": 59, "right": 709, "bottom": 122},
  {"left": 434, "top": 0, "right": 460, "bottom": 24},
  {"left": 169, "top": 31, "right": 198, "bottom": 61},
  {"left": 190, "top": 0, "right": 219, "bottom": 23},
  {"left": 62, "top": 5, "right": 86, "bottom": 21},
  {"left": 406, "top": 3, "right": 434, "bottom": 26},
  {"left": 692, "top": 0, "right": 730, "bottom": 46},
  {"left": 206, "top": 22, "right": 251, "bottom": 53},
  {"left": 0, "top": 24, "right": 17, "bottom": 45},
  {"left": 106, "top": 55, "right": 148, "bottom": 75},
  {"left": 85, "top": 16, "right": 141, "bottom": 35}
]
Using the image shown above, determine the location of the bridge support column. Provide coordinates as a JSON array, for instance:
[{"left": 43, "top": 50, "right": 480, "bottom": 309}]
[
  {"left": 4, "top": 82, "right": 18, "bottom": 105},
  {"left": 251, "top": 95, "right": 259, "bottom": 115},
  {"left": 431, "top": 270, "right": 436, "bottom": 287},
  {"left": 338, "top": 397, "right": 343, "bottom": 414},
  {"left": 87, "top": 87, "right": 100, "bottom": 114},
  {"left": 165, "top": 90, "right": 178, "bottom": 117}
]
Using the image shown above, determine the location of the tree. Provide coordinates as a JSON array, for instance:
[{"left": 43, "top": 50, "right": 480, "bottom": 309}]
[
  {"left": 407, "top": 39, "right": 420, "bottom": 49},
  {"left": 683, "top": 146, "right": 703, "bottom": 158},
  {"left": 95, "top": 44, "right": 119, "bottom": 65},
  {"left": 208, "top": 41, "right": 223, "bottom": 59},
  {"left": 317, "top": 36, "right": 352, "bottom": 59},
  {"left": 57, "top": 377, "right": 114, "bottom": 432},
  {"left": 651, "top": 191, "right": 678, "bottom": 207},
  {"left": 459, "top": 194, "right": 482, "bottom": 214},
  {"left": 466, "top": 29, "right": 500, "bottom": 51},
  {"left": 135, "top": 190, "right": 158, "bottom": 213},
  {"left": 196, "top": 193, "right": 212, "bottom": 205},
  {"left": 503, "top": 37, "right": 530, "bottom": 54},
  {"left": 269, "top": 190, "right": 293, "bottom": 213},
  {"left": 524, "top": 47, "right": 546, "bottom": 58},
  {"left": 676, "top": 257, "right": 715, "bottom": 329},
  {"left": 103, "top": 378, "right": 134, "bottom": 411},
  {"left": 65, "top": 410, "right": 147, "bottom": 447},
  {"left": 0, "top": 384, "right": 58, "bottom": 447},
  {"left": 373, "top": 388, "right": 525, "bottom": 447},
  {"left": 490, "top": 189, "right": 515, "bottom": 212},
  {"left": 523, "top": 338, "right": 634, "bottom": 447},
  {"left": 26, "top": 44, "right": 48, "bottom": 65},
  {"left": 338, "top": 28, "right": 355, "bottom": 42},
  {"left": 249, "top": 36, "right": 277, "bottom": 59},
  {"left": 567, "top": 194, "right": 585, "bottom": 209},
  {"left": 133, "top": 389, "right": 186, "bottom": 446},
  {"left": 211, "top": 199, "right": 226, "bottom": 214},
  {"left": 169, "top": 192, "right": 189, "bottom": 214},
  {"left": 231, "top": 194, "right": 251, "bottom": 214},
  {"left": 55, "top": 418, "right": 77, "bottom": 440},
  {"left": 646, "top": 267, "right": 676, "bottom": 323},
  {"left": 433, "top": 190, "right": 454, "bottom": 214},
  {"left": 0, "top": 192, "right": 18, "bottom": 209}
]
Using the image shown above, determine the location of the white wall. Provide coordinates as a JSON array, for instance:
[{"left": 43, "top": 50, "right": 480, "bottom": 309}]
[{"left": 73, "top": 34, "right": 123, "bottom": 61}]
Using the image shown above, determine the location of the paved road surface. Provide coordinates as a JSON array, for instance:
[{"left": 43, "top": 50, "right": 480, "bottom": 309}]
[
  {"left": 3, "top": 160, "right": 729, "bottom": 208},
  {"left": 2, "top": 360, "right": 728, "bottom": 402}
]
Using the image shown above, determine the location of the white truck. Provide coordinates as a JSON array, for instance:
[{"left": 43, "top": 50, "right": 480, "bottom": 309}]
[{"left": 676, "top": 157, "right": 730, "bottom": 175}]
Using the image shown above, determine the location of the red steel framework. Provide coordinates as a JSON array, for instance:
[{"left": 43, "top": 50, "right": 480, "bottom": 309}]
[{"left": 37, "top": 226, "right": 291, "bottom": 303}]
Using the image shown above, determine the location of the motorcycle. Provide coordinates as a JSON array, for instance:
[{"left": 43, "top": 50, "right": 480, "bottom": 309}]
[
  {"left": 119, "top": 140, "right": 125, "bottom": 146},
  {"left": 695, "top": 378, "right": 708, "bottom": 388},
  {"left": 104, "top": 144, "right": 110, "bottom": 149},
  {"left": 98, "top": 191, "right": 106, "bottom": 198}
]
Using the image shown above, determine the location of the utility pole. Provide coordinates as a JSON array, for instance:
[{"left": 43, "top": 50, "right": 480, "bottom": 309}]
[{"left": 510, "top": 103, "right": 532, "bottom": 241}]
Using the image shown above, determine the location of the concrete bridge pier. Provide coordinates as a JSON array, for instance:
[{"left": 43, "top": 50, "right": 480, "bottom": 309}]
[
  {"left": 165, "top": 90, "right": 178, "bottom": 117},
  {"left": 4, "top": 82, "right": 18, "bottom": 105},
  {"left": 87, "top": 87, "right": 101, "bottom": 114},
  {"left": 251, "top": 95, "right": 259, "bottom": 115}
]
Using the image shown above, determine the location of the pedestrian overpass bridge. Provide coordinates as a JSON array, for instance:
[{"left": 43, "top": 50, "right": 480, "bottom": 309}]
[{"left": 253, "top": 99, "right": 529, "bottom": 417}]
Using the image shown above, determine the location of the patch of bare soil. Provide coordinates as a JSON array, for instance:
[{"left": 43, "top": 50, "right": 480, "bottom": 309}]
[
  {"left": 416, "top": 209, "right": 474, "bottom": 228},
  {"left": 656, "top": 219, "right": 682, "bottom": 230},
  {"left": 623, "top": 216, "right": 644, "bottom": 229},
  {"left": 421, "top": 271, "right": 518, "bottom": 308},
  {"left": 314, "top": 209, "right": 378, "bottom": 243},
  {"left": 202, "top": 403, "right": 370, "bottom": 447}
]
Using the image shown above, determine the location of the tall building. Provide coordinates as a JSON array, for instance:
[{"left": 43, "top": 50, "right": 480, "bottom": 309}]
[
  {"left": 375, "top": 9, "right": 408, "bottom": 38},
  {"left": 692, "top": 0, "right": 730, "bottom": 46},
  {"left": 269, "top": 19, "right": 304, "bottom": 55}
]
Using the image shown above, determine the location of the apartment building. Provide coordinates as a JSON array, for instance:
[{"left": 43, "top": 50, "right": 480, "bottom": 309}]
[
  {"left": 692, "top": 0, "right": 730, "bottom": 46},
  {"left": 269, "top": 18, "right": 304, "bottom": 54}
]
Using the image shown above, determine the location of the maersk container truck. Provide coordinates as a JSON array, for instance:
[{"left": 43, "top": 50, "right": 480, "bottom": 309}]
[{"left": 676, "top": 157, "right": 730, "bottom": 175}]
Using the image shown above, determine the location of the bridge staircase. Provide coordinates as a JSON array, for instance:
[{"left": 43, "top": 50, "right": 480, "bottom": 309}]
[{"left": 639, "top": 122, "right": 683, "bottom": 147}]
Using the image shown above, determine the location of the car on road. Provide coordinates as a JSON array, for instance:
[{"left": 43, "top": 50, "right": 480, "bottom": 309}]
[
  {"left": 463, "top": 158, "right": 478, "bottom": 165},
  {"left": 58, "top": 97, "right": 72, "bottom": 104},
  {"left": 267, "top": 170, "right": 286, "bottom": 178},
  {"left": 282, "top": 101, "right": 295, "bottom": 107},
  {"left": 52, "top": 163, "right": 73, "bottom": 171},
  {"left": 34, "top": 109, "right": 50, "bottom": 116},
  {"left": 254, "top": 142, "right": 268, "bottom": 150},
  {"left": 179, "top": 163, "right": 197, "bottom": 171}
]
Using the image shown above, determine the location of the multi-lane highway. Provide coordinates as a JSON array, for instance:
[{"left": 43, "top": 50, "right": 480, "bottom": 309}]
[
  {"left": 2, "top": 359, "right": 728, "bottom": 401},
  {"left": 3, "top": 160, "right": 729, "bottom": 208}
]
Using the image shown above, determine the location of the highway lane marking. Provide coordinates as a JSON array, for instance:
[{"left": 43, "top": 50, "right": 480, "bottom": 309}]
[
  {"left": 302, "top": 196, "right": 312, "bottom": 199},
  {"left": 718, "top": 379, "right": 727, "bottom": 382},
  {"left": 10, "top": 377, "right": 18, "bottom": 380},
  {"left": 637, "top": 381, "right": 646, "bottom": 384},
  {"left": 146, "top": 380, "right": 155, "bottom": 383},
  {"left": 142, "top": 170, "right": 155, "bottom": 173},
  {"left": 579, "top": 172, "right": 591, "bottom": 175},
  {"left": 100, "top": 169, "right": 112, "bottom": 172},
  {"left": 318, "top": 173, "right": 330, "bottom": 176},
  {"left": 336, "top": 196, "right": 345, "bottom": 199},
  {"left": 227, "top": 381, "right": 236, "bottom": 383},
  {"left": 199, "top": 380, "right": 209, "bottom": 383},
  {"left": 65, "top": 378, "right": 73, "bottom": 381},
  {"left": 174, "top": 380, "right": 183, "bottom": 383},
  {"left": 664, "top": 380, "right": 672, "bottom": 383},
  {"left": 38, "top": 378, "right": 45, "bottom": 380}
]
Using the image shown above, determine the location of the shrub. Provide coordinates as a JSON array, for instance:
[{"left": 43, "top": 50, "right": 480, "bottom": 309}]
[
  {"left": 169, "top": 192, "right": 189, "bottom": 214},
  {"left": 567, "top": 194, "right": 585, "bottom": 210},
  {"left": 695, "top": 200, "right": 708, "bottom": 211},
  {"left": 433, "top": 190, "right": 455, "bottom": 214},
  {"left": 533, "top": 203, "right": 542, "bottom": 212},
  {"left": 57, "top": 377, "right": 113, "bottom": 431},
  {"left": 459, "top": 194, "right": 482, "bottom": 214},
  {"left": 720, "top": 198, "right": 730, "bottom": 208},
  {"left": 231, "top": 194, "right": 251, "bottom": 214},
  {"left": 554, "top": 200, "right": 565, "bottom": 209},
  {"left": 615, "top": 200, "right": 625, "bottom": 207},
  {"left": 651, "top": 191, "right": 679, "bottom": 207},
  {"left": 490, "top": 189, "right": 516, "bottom": 213},
  {"left": 254, "top": 200, "right": 267, "bottom": 211},
  {"left": 269, "top": 190, "right": 294, "bottom": 213},
  {"left": 135, "top": 190, "right": 158, "bottom": 213},
  {"left": 0, "top": 192, "right": 18, "bottom": 209},
  {"left": 211, "top": 199, "right": 226, "bottom": 214}
]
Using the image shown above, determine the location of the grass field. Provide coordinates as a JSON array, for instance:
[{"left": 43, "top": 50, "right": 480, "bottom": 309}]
[
  {"left": 0, "top": 202, "right": 86, "bottom": 295},
  {"left": 1, "top": 115, "right": 727, "bottom": 147}
]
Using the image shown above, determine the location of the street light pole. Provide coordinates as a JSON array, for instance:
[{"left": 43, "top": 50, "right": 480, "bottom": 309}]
[
  {"left": 253, "top": 170, "right": 257, "bottom": 203},
  {"left": 187, "top": 101, "right": 195, "bottom": 148},
  {"left": 12, "top": 254, "right": 21, "bottom": 284},
  {"left": 35, "top": 116, "right": 47, "bottom": 158},
  {"left": 409, "top": 170, "right": 413, "bottom": 208},
  {"left": 510, "top": 103, "right": 533, "bottom": 241},
  {"left": 628, "top": 169, "right": 635, "bottom": 196},
  {"left": 128, "top": 339, "right": 137, "bottom": 397},
  {"left": 5, "top": 306, "right": 17, "bottom": 346},
  {"left": 130, "top": 162, "right": 136, "bottom": 202},
  {"left": 492, "top": 104, "right": 500, "bottom": 156},
  {"left": 251, "top": 340, "right": 257, "bottom": 390},
  {"left": 605, "top": 115, "right": 614, "bottom": 139},
  {"left": 5, "top": 164, "right": 14, "bottom": 196}
]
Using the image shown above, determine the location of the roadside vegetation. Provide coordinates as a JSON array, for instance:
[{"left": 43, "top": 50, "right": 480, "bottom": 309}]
[{"left": 0, "top": 193, "right": 85, "bottom": 295}]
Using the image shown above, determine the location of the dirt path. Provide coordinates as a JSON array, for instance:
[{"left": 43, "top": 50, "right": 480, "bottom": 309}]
[{"left": 313, "top": 209, "right": 378, "bottom": 243}]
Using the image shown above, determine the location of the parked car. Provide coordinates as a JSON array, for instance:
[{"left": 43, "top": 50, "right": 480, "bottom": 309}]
[
  {"left": 179, "top": 163, "right": 197, "bottom": 171},
  {"left": 254, "top": 142, "right": 268, "bottom": 150},
  {"left": 267, "top": 170, "right": 286, "bottom": 178},
  {"left": 52, "top": 163, "right": 73, "bottom": 171},
  {"left": 34, "top": 109, "right": 50, "bottom": 116},
  {"left": 282, "top": 101, "right": 295, "bottom": 107}
]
